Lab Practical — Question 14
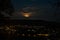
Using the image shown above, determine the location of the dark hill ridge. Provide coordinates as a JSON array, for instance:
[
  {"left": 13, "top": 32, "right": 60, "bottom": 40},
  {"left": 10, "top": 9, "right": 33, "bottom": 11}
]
[{"left": 0, "top": 20, "right": 58, "bottom": 26}]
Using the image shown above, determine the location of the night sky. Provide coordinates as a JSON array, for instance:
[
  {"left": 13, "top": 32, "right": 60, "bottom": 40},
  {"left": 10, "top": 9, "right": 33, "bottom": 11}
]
[{"left": 10, "top": 0, "right": 60, "bottom": 22}]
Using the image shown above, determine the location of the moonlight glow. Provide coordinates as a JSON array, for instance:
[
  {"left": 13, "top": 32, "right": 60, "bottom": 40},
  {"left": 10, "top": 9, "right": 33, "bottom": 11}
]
[{"left": 22, "top": 12, "right": 31, "bottom": 18}]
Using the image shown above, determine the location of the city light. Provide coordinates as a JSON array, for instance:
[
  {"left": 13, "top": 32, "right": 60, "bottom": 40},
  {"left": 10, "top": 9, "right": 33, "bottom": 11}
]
[
  {"left": 33, "top": 35, "right": 36, "bottom": 37},
  {"left": 28, "top": 34, "right": 31, "bottom": 36},
  {"left": 22, "top": 34, "right": 25, "bottom": 36},
  {"left": 37, "top": 34, "right": 49, "bottom": 36}
]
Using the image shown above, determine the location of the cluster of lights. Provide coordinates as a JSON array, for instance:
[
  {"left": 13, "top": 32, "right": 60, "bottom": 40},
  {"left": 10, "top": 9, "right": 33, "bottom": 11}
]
[
  {"left": 0, "top": 25, "right": 49, "bottom": 37},
  {"left": 17, "top": 34, "right": 49, "bottom": 37},
  {"left": 27, "top": 29, "right": 35, "bottom": 32},
  {"left": 0, "top": 26, "right": 16, "bottom": 34}
]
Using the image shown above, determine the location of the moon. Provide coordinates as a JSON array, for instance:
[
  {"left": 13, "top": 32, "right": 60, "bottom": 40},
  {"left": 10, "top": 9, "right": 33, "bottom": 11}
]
[{"left": 21, "top": 12, "right": 32, "bottom": 18}]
